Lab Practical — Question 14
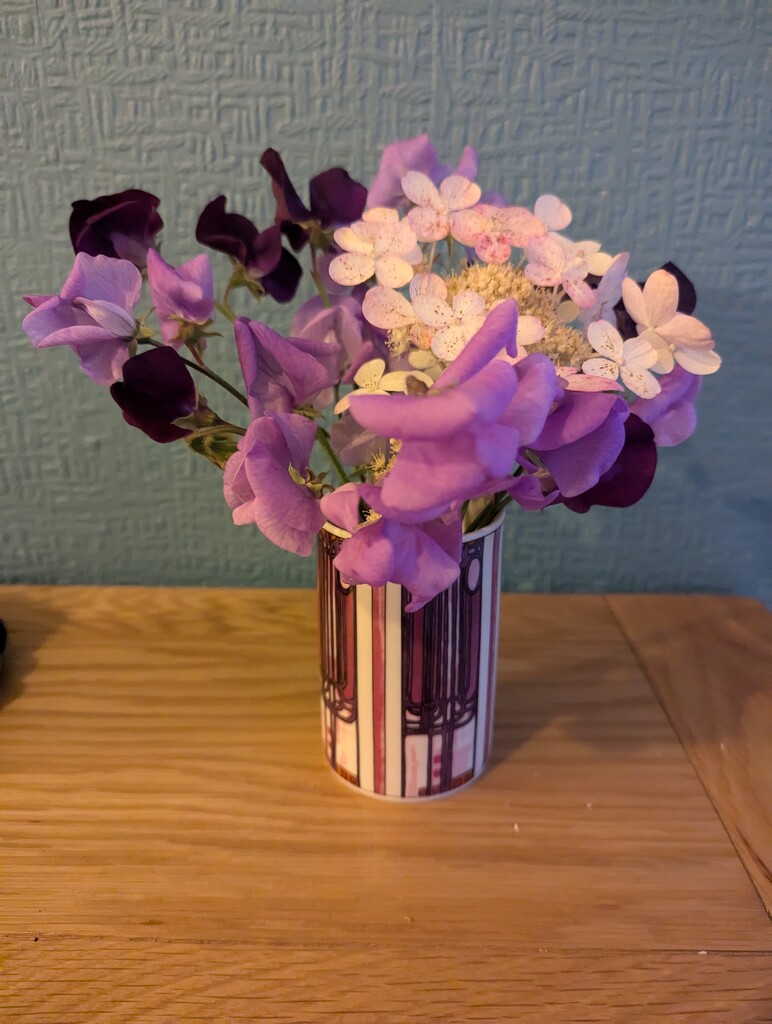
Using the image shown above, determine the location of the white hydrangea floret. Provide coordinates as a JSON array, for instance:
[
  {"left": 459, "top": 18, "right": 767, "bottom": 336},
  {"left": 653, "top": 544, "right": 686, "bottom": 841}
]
[
  {"left": 333, "top": 357, "right": 433, "bottom": 414},
  {"left": 329, "top": 208, "right": 421, "bottom": 288},
  {"left": 401, "top": 171, "right": 481, "bottom": 242},
  {"left": 621, "top": 269, "right": 721, "bottom": 375},
  {"left": 583, "top": 321, "right": 661, "bottom": 399}
]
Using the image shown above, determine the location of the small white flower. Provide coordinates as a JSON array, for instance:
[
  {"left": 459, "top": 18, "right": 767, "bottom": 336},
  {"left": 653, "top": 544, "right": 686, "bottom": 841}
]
[
  {"left": 525, "top": 234, "right": 594, "bottom": 308},
  {"left": 361, "top": 273, "right": 445, "bottom": 349},
  {"left": 333, "top": 357, "right": 433, "bottom": 413},
  {"left": 534, "top": 194, "right": 572, "bottom": 232},
  {"left": 622, "top": 269, "right": 721, "bottom": 375},
  {"left": 401, "top": 172, "right": 481, "bottom": 242},
  {"left": 329, "top": 208, "right": 421, "bottom": 288},
  {"left": 578, "top": 252, "right": 630, "bottom": 329},
  {"left": 413, "top": 287, "right": 487, "bottom": 362},
  {"left": 557, "top": 237, "right": 614, "bottom": 277},
  {"left": 583, "top": 321, "right": 661, "bottom": 398},
  {"left": 451, "top": 203, "right": 542, "bottom": 264}
]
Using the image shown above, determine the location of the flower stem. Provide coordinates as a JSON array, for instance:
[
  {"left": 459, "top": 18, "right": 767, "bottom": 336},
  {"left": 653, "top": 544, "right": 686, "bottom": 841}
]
[
  {"left": 310, "top": 246, "right": 331, "bottom": 308},
  {"left": 315, "top": 426, "right": 350, "bottom": 485},
  {"left": 214, "top": 299, "right": 236, "bottom": 323},
  {"left": 140, "top": 338, "right": 250, "bottom": 409}
]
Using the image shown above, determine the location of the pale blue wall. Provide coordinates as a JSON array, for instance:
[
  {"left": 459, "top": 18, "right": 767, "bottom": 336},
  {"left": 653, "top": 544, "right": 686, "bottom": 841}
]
[{"left": 2, "top": 1, "right": 770, "bottom": 602}]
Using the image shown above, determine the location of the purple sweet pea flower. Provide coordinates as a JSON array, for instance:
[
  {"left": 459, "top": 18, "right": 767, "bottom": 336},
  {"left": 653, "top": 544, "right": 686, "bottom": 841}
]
[
  {"left": 321, "top": 483, "right": 462, "bottom": 611},
  {"left": 563, "top": 414, "right": 657, "bottom": 513},
  {"left": 630, "top": 364, "right": 701, "bottom": 446},
  {"left": 69, "top": 189, "right": 163, "bottom": 268},
  {"left": 260, "top": 148, "right": 367, "bottom": 250},
  {"left": 290, "top": 291, "right": 388, "bottom": 380},
  {"left": 22, "top": 253, "right": 141, "bottom": 385},
  {"left": 195, "top": 196, "right": 301, "bottom": 303},
  {"left": 366, "top": 134, "right": 478, "bottom": 210},
  {"left": 530, "top": 391, "right": 629, "bottom": 498},
  {"left": 347, "top": 301, "right": 561, "bottom": 520},
  {"left": 233, "top": 318, "right": 341, "bottom": 419},
  {"left": 223, "top": 412, "right": 324, "bottom": 556},
  {"left": 110, "top": 346, "right": 198, "bottom": 443},
  {"left": 146, "top": 249, "right": 214, "bottom": 348}
]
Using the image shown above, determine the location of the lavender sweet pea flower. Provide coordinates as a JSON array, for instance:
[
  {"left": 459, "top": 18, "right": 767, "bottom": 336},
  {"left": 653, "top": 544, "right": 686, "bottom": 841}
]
[
  {"left": 223, "top": 412, "right": 324, "bottom": 556},
  {"left": 195, "top": 196, "right": 301, "bottom": 302},
  {"left": 321, "top": 483, "right": 462, "bottom": 611},
  {"left": 146, "top": 249, "right": 214, "bottom": 348},
  {"left": 260, "top": 148, "right": 367, "bottom": 250},
  {"left": 69, "top": 189, "right": 163, "bottom": 268},
  {"left": 234, "top": 318, "right": 341, "bottom": 418},
  {"left": 366, "top": 135, "right": 479, "bottom": 210},
  {"left": 530, "top": 391, "right": 629, "bottom": 498},
  {"left": 291, "top": 292, "right": 388, "bottom": 380},
  {"left": 110, "top": 346, "right": 198, "bottom": 443},
  {"left": 348, "top": 301, "right": 544, "bottom": 519},
  {"left": 22, "top": 253, "right": 141, "bottom": 385},
  {"left": 630, "top": 365, "right": 701, "bottom": 446},
  {"left": 563, "top": 414, "right": 657, "bottom": 513}
]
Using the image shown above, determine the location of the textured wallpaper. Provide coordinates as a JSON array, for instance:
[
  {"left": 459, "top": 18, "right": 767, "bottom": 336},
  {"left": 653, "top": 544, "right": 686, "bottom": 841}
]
[{"left": 2, "top": 0, "right": 770, "bottom": 603}]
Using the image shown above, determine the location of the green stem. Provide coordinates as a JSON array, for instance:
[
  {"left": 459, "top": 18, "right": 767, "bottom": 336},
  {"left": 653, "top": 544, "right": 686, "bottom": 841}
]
[
  {"left": 214, "top": 299, "right": 236, "bottom": 323},
  {"left": 315, "top": 426, "right": 350, "bottom": 485},
  {"left": 141, "top": 338, "right": 249, "bottom": 409},
  {"left": 310, "top": 246, "right": 331, "bottom": 308}
]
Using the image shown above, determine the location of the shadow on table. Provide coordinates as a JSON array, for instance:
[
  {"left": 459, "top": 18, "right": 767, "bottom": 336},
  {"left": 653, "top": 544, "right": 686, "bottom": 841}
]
[{"left": 0, "top": 591, "right": 67, "bottom": 711}]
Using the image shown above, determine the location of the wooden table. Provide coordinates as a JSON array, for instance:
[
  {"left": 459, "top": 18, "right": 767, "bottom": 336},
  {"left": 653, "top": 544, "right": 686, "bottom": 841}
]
[{"left": 1, "top": 587, "right": 770, "bottom": 1023}]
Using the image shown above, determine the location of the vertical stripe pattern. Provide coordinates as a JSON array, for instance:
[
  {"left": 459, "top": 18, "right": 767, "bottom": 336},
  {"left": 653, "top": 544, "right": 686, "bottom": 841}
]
[{"left": 318, "top": 515, "right": 504, "bottom": 799}]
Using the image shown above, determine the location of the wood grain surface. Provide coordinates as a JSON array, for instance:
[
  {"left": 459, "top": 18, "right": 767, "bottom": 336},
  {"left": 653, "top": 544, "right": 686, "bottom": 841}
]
[{"left": 0, "top": 586, "right": 770, "bottom": 1022}]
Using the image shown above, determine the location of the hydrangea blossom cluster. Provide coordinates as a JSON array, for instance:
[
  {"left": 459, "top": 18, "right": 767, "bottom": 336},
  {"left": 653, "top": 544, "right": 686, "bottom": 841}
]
[{"left": 22, "top": 134, "right": 721, "bottom": 610}]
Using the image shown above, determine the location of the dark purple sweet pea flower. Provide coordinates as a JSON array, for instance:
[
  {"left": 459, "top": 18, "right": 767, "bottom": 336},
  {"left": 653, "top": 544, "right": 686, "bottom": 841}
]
[
  {"left": 530, "top": 390, "right": 629, "bottom": 498},
  {"left": 563, "top": 414, "right": 657, "bottom": 513},
  {"left": 110, "top": 346, "right": 198, "bottom": 443},
  {"left": 233, "top": 318, "right": 341, "bottom": 419},
  {"left": 321, "top": 483, "right": 463, "bottom": 611},
  {"left": 146, "top": 249, "right": 214, "bottom": 348},
  {"left": 630, "top": 364, "right": 701, "bottom": 446},
  {"left": 195, "top": 196, "right": 301, "bottom": 303},
  {"left": 366, "top": 134, "right": 478, "bottom": 210},
  {"left": 22, "top": 253, "right": 141, "bottom": 385},
  {"left": 259, "top": 148, "right": 367, "bottom": 249},
  {"left": 223, "top": 412, "right": 324, "bottom": 556},
  {"left": 348, "top": 302, "right": 561, "bottom": 520},
  {"left": 69, "top": 189, "right": 163, "bottom": 268}
]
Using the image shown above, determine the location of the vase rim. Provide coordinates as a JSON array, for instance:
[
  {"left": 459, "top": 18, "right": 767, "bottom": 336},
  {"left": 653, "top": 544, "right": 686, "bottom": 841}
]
[{"left": 321, "top": 509, "right": 505, "bottom": 544}]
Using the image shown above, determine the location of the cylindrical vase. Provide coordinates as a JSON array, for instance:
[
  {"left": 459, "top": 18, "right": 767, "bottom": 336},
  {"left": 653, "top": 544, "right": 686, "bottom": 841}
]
[{"left": 317, "top": 514, "right": 504, "bottom": 800}]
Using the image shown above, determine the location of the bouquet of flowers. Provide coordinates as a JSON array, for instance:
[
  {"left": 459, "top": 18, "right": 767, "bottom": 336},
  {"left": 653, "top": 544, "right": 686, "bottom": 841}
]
[{"left": 22, "top": 135, "right": 721, "bottom": 610}]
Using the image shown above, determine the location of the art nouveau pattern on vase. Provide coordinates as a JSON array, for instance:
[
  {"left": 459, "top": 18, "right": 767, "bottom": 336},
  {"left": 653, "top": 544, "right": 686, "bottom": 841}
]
[{"left": 318, "top": 516, "right": 504, "bottom": 799}]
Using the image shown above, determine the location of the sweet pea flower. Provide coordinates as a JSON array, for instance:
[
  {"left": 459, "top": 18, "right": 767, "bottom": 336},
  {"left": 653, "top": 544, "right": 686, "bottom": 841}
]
[
  {"left": 583, "top": 321, "right": 661, "bottom": 399},
  {"left": 630, "top": 365, "right": 702, "bottom": 446},
  {"left": 402, "top": 172, "right": 482, "bottom": 242},
  {"left": 224, "top": 412, "right": 324, "bottom": 556},
  {"left": 110, "top": 346, "right": 198, "bottom": 443},
  {"left": 321, "top": 483, "right": 463, "bottom": 611},
  {"left": 530, "top": 390, "right": 629, "bottom": 498},
  {"left": 366, "top": 134, "right": 478, "bottom": 210},
  {"left": 291, "top": 291, "right": 388, "bottom": 380},
  {"left": 333, "top": 358, "right": 433, "bottom": 414},
  {"left": 329, "top": 209, "right": 421, "bottom": 288},
  {"left": 621, "top": 269, "right": 720, "bottom": 375},
  {"left": 451, "top": 203, "right": 543, "bottom": 264},
  {"left": 195, "top": 196, "right": 301, "bottom": 303},
  {"left": 348, "top": 302, "right": 561, "bottom": 519},
  {"left": 234, "top": 318, "right": 340, "bottom": 418},
  {"left": 525, "top": 234, "right": 594, "bottom": 308},
  {"left": 22, "top": 253, "right": 141, "bottom": 385},
  {"left": 562, "top": 414, "right": 657, "bottom": 513},
  {"left": 69, "top": 189, "right": 163, "bottom": 268},
  {"left": 146, "top": 249, "right": 214, "bottom": 348},
  {"left": 259, "top": 148, "right": 367, "bottom": 250}
]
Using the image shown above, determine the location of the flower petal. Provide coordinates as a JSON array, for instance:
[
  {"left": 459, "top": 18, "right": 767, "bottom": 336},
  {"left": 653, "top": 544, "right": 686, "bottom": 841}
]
[
  {"left": 582, "top": 357, "right": 620, "bottom": 380},
  {"left": 401, "top": 170, "right": 442, "bottom": 210},
  {"left": 620, "top": 366, "right": 662, "bottom": 398},
  {"left": 587, "top": 320, "right": 623, "bottom": 362},
  {"left": 438, "top": 175, "right": 481, "bottom": 211},
  {"left": 407, "top": 205, "right": 449, "bottom": 242},
  {"left": 534, "top": 194, "right": 572, "bottom": 230},
  {"left": 362, "top": 286, "right": 414, "bottom": 329},
  {"left": 642, "top": 269, "right": 679, "bottom": 326},
  {"left": 328, "top": 252, "right": 375, "bottom": 286},
  {"left": 673, "top": 347, "right": 722, "bottom": 375},
  {"left": 374, "top": 255, "right": 415, "bottom": 288}
]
